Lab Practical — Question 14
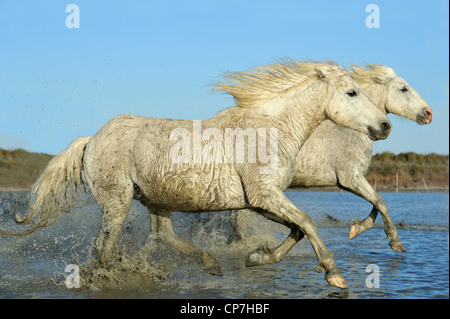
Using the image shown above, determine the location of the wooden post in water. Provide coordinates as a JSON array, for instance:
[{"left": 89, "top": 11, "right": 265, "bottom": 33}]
[
  {"left": 395, "top": 171, "right": 398, "bottom": 194},
  {"left": 422, "top": 178, "right": 428, "bottom": 192}
]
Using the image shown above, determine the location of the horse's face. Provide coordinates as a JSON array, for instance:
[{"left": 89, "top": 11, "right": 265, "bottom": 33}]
[
  {"left": 385, "top": 76, "right": 433, "bottom": 125},
  {"left": 325, "top": 75, "right": 392, "bottom": 141}
]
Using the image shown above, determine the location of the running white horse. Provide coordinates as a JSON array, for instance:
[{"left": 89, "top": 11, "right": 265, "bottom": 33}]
[
  {"left": 0, "top": 60, "right": 392, "bottom": 289},
  {"left": 229, "top": 64, "right": 433, "bottom": 267}
]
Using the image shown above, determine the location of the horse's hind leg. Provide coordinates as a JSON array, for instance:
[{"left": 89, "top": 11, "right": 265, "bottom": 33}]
[
  {"left": 230, "top": 209, "right": 246, "bottom": 241},
  {"left": 147, "top": 208, "right": 223, "bottom": 276},
  {"left": 231, "top": 209, "right": 306, "bottom": 266},
  {"left": 93, "top": 185, "right": 134, "bottom": 265},
  {"left": 246, "top": 225, "right": 304, "bottom": 267}
]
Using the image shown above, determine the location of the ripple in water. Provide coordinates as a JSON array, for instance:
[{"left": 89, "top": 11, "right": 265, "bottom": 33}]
[{"left": 0, "top": 191, "right": 448, "bottom": 298}]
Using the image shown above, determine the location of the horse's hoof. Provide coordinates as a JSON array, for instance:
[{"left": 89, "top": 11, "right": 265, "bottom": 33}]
[
  {"left": 390, "top": 241, "right": 406, "bottom": 252},
  {"left": 204, "top": 263, "right": 223, "bottom": 276},
  {"left": 326, "top": 275, "right": 348, "bottom": 289},
  {"left": 246, "top": 249, "right": 263, "bottom": 267},
  {"left": 349, "top": 225, "right": 357, "bottom": 239}
]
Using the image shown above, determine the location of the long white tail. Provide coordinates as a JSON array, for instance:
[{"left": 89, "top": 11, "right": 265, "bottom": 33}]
[{"left": 0, "top": 136, "right": 90, "bottom": 236}]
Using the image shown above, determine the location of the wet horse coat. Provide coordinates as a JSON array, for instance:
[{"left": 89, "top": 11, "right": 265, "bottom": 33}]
[
  {"left": 2, "top": 60, "right": 392, "bottom": 289},
  {"left": 229, "top": 64, "right": 433, "bottom": 265}
]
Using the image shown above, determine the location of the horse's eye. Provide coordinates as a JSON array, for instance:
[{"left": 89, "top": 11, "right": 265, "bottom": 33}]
[
  {"left": 401, "top": 86, "right": 408, "bottom": 92},
  {"left": 347, "top": 90, "right": 357, "bottom": 97}
]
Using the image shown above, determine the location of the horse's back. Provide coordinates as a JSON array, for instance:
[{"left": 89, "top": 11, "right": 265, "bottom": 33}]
[{"left": 83, "top": 114, "right": 247, "bottom": 212}]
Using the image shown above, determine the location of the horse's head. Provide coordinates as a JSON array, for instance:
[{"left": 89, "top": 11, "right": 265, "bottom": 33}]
[
  {"left": 215, "top": 59, "right": 392, "bottom": 141},
  {"left": 322, "top": 70, "right": 392, "bottom": 141},
  {"left": 384, "top": 76, "right": 433, "bottom": 125},
  {"left": 351, "top": 65, "right": 433, "bottom": 125}
]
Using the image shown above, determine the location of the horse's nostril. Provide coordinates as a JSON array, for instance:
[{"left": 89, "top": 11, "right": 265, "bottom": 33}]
[
  {"left": 381, "top": 122, "right": 391, "bottom": 133},
  {"left": 426, "top": 109, "right": 433, "bottom": 121}
]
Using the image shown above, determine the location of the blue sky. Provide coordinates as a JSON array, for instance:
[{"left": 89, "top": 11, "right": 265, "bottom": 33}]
[{"left": 0, "top": 0, "right": 448, "bottom": 155}]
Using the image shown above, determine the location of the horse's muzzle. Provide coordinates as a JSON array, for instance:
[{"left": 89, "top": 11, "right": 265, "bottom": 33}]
[
  {"left": 417, "top": 106, "right": 433, "bottom": 124},
  {"left": 368, "top": 121, "right": 392, "bottom": 141}
]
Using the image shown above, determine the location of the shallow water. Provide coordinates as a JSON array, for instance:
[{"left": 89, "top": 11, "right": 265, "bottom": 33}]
[{"left": 0, "top": 191, "right": 448, "bottom": 299}]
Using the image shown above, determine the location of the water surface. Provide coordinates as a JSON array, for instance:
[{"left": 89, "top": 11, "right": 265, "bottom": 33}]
[{"left": 0, "top": 191, "right": 448, "bottom": 299}]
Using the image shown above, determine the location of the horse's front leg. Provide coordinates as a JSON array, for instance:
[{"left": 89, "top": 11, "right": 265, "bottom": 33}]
[
  {"left": 246, "top": 187, "right": 347, "bottom": 289},
  {"left": 348, "top": 205, "right": 378, "bottom": 239},
  {"left": 146, "top": 208, "right": 223, "bottom": 276},
  {"left": 337, "top": 171, "right": 406, "bottom": 252}
]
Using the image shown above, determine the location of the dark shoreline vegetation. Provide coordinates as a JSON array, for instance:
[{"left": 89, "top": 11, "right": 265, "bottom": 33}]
[{"left": 1, "top": 148, "right": 449, "bottom": 192}]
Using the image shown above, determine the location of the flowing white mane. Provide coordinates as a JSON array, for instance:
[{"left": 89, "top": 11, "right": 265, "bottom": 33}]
[
  {"left": 214, "top": 59, "right": 346, "bottom": 109},
  {"left": 349, "top": 64, "right": 396, "bottom": 84}
]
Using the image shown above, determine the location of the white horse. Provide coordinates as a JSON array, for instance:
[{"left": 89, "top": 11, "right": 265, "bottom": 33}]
[
  {"left": 1, "top": 60, "right": 392, "bottom": 289},
  {"left": 229, "top": 64, "right": 433, "bottom": 266}
]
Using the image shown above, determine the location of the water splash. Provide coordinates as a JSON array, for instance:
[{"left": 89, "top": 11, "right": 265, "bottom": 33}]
[{"left": 1, "top": 191, "right": 448, "bottom": 298}]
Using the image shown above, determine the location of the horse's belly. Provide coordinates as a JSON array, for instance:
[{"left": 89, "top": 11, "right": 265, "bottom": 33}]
[{"left": 137, "top": 165, "right": 246, "bottom": 211}]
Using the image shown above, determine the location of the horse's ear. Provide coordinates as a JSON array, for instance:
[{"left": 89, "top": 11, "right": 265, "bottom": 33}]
[
  {"left": 316, "top": 65, "right": 343, "bottom": 79},
  {"left": 315, "top": 68, "right": 329, "bottom": 79},
  {"left": 373, "top": 76, "right": 389, "bottom": 84}
]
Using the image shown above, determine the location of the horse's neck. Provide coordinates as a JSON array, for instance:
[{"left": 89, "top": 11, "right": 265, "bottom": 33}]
[
  {"left": 355, "top": 81, "right": 385, "bottom": 148},
  {"left": 359, "top": 82, "right": 387, "bottom": 114},
  {"left": 270, "top": 82, "right": 327, "bottom": 159}
]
